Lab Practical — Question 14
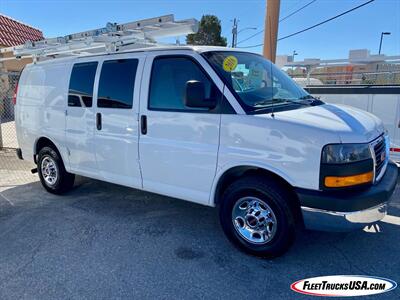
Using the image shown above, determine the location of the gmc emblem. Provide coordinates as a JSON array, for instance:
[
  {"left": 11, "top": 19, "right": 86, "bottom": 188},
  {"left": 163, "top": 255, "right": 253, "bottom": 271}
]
[{"left": 381, "top": 151, "right": 386, "bottom": 161}]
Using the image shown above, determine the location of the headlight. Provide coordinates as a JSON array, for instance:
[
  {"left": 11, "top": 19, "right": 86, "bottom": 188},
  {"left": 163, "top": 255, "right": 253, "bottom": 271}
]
[
  {"left": 321, "top": 143, "right": 374, "bottom": 188},
  {"left": 322, "top": 143, "right": 371, "bottom": 164}
]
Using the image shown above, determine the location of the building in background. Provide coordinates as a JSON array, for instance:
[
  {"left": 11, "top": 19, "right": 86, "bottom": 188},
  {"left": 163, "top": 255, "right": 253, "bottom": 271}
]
[
  {"left": 0, "top": 14, "right": 43, "bottom": 136},
  {"left": 277, "top": 49, "right": 400, "bottom": 86},
  {"left": 0, "top": 14, "right": 43, "bottom": 72}
]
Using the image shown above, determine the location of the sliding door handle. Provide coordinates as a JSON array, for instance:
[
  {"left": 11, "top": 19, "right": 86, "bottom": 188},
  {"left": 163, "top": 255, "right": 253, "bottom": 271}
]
[
  {"left": 141, "top": 115, "right": 147, "bottom": 135},
  {"left": 96, "top": 113, "right": 102, "bottom": 130}
]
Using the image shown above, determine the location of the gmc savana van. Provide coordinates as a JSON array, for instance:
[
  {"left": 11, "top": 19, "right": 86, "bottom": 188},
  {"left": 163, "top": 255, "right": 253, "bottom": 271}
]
[{"left": 14, "top": 46, "right": 398, "bottom": 257}]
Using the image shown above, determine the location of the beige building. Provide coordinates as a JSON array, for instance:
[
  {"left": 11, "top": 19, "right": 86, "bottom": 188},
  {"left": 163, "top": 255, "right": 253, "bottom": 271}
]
[
  {"left": 0, "top": 14, "right": 43, "bottom": 72},
  {"left": 0, "top": 14, "right": 43, "bottom": 123}
]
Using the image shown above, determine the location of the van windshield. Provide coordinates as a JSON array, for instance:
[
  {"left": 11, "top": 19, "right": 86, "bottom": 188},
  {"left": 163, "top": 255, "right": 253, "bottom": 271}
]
[{"left": 202, "top": 51, "right": 322, "bottom": 114}]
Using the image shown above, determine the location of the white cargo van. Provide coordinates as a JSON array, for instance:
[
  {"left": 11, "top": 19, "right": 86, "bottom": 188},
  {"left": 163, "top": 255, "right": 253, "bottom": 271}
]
[{"left": 14, "top": 46, "right": 398, "bottom": 257}]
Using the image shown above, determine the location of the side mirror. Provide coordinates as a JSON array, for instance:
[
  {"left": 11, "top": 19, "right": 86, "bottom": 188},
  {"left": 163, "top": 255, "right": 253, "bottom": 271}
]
[{"left": 184, "top": 80, "right": 216, "bottom": 109}]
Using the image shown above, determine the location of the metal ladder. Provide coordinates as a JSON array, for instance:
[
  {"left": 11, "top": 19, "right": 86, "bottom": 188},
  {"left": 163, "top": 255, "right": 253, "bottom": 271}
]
[{"left": 0, "top": 14, "right": 198, "bottom": 62}]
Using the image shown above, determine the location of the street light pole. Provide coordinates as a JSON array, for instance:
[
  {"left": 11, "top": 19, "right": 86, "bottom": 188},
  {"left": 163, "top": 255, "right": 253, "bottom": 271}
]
[
  {"left": 231, "top": 21, "right": 256, "bottom": 48},
  {"left": 292, "top": 50, "right": 298, "bottom": 73},
  {"left": 378, "top": 32, "right": 391, "bottom": 55},
  {"left": 376, "top": 32, "right": 391, "bottom": 83},
  {"left": 234, "top": 27, "right": 257, "bottom": 48}
]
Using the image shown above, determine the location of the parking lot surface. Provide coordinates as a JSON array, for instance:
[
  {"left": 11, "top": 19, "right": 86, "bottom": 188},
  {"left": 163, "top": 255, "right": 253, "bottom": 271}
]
[
  {"left": 0, "top": 158, "right": 399, "bottom": 299},
  {"left": 0, "top": 121, "right": 18, "bottom": 149}
]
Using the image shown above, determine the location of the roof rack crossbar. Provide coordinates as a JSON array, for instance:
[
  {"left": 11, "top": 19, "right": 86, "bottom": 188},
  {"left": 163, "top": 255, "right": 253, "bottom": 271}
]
[{"left": 0, "top": 14, "right": 198, "bottom": 61}]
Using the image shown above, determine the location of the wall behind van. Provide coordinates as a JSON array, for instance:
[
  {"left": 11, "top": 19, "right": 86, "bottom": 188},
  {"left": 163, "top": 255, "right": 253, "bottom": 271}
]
[{"left": 306, "top": 86, "right": 400, "bottom": 163}]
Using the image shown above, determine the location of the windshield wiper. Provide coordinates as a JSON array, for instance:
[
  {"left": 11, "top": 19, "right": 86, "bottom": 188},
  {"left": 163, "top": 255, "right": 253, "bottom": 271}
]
[
  {"left": 254, "top": 96, "right": 323, "bottom": 109},
  {"left": 254, "top": 98, "right": 293, "bottom": 107},
  {"left": 298, "top": 95, "right": 324, "bottom": 106},
  {"left": 299, "top": 95, "right": 314, "bottom": 100}
]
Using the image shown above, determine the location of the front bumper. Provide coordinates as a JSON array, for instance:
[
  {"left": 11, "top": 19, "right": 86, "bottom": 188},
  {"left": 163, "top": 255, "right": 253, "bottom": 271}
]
[{"left": 296, "top": 161, "right": 398, "bottom": 232}]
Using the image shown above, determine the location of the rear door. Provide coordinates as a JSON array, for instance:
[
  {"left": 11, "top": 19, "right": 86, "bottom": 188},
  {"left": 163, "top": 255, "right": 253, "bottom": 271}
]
[
  {"left": 94, "top": 53, "right": 144, "bottom": 188},
  {"left": 138, "top": 51, "right": 227, "bottom": 205}
]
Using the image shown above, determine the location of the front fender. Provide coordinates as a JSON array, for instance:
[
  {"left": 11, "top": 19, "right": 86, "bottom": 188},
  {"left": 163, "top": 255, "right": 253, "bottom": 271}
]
[{"left": 208, "top": 161, "right": 295, "bottom": 206}]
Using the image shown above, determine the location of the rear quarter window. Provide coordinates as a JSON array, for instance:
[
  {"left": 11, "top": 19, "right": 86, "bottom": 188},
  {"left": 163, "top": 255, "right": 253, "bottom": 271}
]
[
  {"left": 68, "top": 62, "right": 98, "bottom": 107},
  {"left": 19, "top": 67, "right": 46, "bottom": 106}
]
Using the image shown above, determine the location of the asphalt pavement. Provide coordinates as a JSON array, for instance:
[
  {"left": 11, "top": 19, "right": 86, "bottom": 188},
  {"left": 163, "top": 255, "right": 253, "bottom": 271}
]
[{"left": 0, "top": 162, "right": 399, "bottom": 299}]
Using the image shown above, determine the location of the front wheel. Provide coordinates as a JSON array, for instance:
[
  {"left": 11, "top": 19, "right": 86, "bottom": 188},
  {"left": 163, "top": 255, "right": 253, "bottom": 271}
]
[
  {"left": 37, "top": 146, "right": 75, "bottom": 194},
  {"left": 219, "top": 176, "right": 296, "bottom": 258}
]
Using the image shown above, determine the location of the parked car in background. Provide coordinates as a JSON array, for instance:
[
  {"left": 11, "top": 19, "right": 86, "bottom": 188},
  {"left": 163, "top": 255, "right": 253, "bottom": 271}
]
[{"left": 14, "top": 46, "right": 398, "bottom": 257}]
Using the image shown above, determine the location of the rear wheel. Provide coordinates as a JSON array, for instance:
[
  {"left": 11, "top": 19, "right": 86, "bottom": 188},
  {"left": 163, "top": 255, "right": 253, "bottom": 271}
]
[
  {"left": 37, "top": 146, "right": 75, "bottom": 194},
  {"left": 219, "top": 176, "right": 296, "bottom": 258}
]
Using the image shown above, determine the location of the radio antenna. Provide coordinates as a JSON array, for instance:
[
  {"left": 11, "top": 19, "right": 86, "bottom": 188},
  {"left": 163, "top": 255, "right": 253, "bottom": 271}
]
[{"left": 268, "top": 16, "right": 275, "bottom": 118}]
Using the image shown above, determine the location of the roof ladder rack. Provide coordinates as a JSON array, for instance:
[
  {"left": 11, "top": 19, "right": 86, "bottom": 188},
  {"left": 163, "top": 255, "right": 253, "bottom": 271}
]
[{"left": 0, "top": 14, "right": 198, "bottom": 62}]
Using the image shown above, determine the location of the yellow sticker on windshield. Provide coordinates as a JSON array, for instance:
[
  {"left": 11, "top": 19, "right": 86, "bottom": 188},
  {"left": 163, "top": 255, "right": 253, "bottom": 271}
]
[{"left": 223, "top": 55, "right": 238, "bottom": 72}]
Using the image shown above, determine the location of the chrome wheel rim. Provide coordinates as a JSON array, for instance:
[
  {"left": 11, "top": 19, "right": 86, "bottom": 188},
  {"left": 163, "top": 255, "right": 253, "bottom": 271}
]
[
  {"left": 41, "top": 156, "right": 58, "bottom": 186},
  {"left": 232, "top": 197, "right": 277, "bottom": 245}
]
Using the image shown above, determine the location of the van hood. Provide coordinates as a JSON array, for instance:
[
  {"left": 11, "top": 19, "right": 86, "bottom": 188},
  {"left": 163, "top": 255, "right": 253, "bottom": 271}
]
[{"left": 273, "top": 103, "right": 384, "bottom": 143}]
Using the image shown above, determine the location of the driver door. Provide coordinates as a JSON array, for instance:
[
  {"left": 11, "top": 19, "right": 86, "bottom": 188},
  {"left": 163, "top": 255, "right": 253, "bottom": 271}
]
[{"left": 138, "top": 53, "right": 224, "bottom": 205}]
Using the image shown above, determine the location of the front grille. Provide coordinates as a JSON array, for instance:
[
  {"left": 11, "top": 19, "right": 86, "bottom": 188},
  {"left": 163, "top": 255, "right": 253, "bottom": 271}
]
[{"left": 371, "top": 135, "right": 387, "bottom": 181}]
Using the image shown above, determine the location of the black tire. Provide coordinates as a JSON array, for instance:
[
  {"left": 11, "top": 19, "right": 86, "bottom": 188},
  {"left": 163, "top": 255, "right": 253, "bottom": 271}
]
[
  {"left": 37, "top": 146, "right": 75, "bottom": 194},
  {"left": 219, "top": 175, "right": 296, "bottom": 258}
]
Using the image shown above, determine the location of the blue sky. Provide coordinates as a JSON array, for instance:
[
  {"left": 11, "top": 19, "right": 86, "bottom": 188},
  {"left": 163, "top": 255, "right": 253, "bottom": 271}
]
[{"left": 1, "top": 0, "right": 399, "bottom": 60}]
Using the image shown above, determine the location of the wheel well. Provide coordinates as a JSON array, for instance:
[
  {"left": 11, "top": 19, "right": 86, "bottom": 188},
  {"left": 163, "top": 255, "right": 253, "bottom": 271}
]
[
  {"left": 34, "top": 137, "right": 59, "bottom": 163},
  {"left": 214, "top": 166, "right": 303, "bottom": 223}
]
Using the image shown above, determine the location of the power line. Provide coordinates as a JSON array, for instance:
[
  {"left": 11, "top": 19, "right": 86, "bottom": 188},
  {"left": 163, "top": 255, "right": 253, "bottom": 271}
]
[
  {"left": 236, "top": 0, "right": 318, "bottom": 45},
  {"left": 237, "top": 0, "right": 375, "bottom": 48},
  {"left": 278, "top": 0, "right": 374, "bottom": 41},
  {"left": 236, "top": 29, "right": 264, "bottom": 45},
  {"left": 283, "top": 0, "right": 304, "bottom": 14},
  {"left": 279, "top": 0, "right": 318, "bottom": 23},
  {"left": 237, "top": 43, "right": 264, "bottom": 49}
]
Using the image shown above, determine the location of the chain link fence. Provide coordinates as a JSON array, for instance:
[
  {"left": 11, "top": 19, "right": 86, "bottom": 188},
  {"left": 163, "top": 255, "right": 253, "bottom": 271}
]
[
  {"left": 288, "top": 63, "right": 400, "bottom": 86},
  {"left": 0, "top": 71, "right": 37, "bottom": 188},
  {"left": 0, "top": 71, "right": 19, "bottom": 149}
]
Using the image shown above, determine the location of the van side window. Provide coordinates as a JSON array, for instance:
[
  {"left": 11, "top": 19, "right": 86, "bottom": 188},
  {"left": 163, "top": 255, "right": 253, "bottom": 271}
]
[
  {"left": 149, "top": 56, "right": 222, "bottom": 112},
  {"left": 68, "top": 62, "right": 98, "bottom": 107},
  {"left": 97, "top": 59, "right": 138, "bottom": 109}
]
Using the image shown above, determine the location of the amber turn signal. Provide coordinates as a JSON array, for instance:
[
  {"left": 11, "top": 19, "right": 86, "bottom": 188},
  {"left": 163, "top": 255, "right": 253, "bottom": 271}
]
[{"left": 324, "top": 171, "right": 373, "bottom": 188}]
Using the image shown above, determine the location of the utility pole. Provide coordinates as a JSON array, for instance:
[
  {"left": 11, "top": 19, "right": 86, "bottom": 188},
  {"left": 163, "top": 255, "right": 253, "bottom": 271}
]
[
  {"left": 231, "top": 18, "right": 238, "bottom": 48},
  {"left": 263, "top": 0, "right": 281, "bottom": 62}
]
